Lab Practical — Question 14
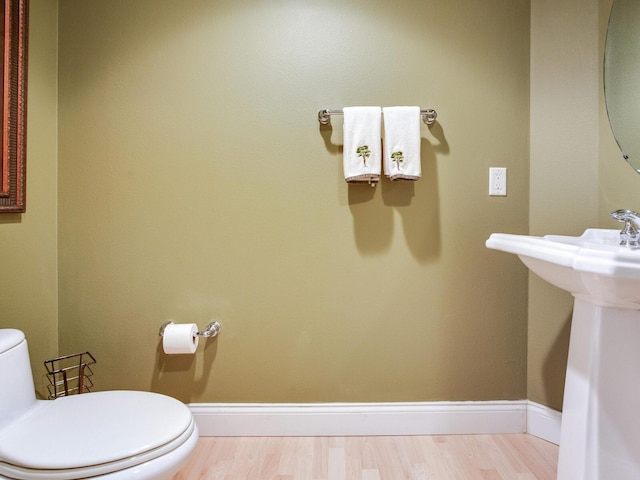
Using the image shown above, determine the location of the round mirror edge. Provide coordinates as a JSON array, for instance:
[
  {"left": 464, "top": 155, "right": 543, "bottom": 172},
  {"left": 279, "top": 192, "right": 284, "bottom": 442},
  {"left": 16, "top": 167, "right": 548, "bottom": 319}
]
[{"left": 603, "top": 0, "right": 640, "bottom": 173}]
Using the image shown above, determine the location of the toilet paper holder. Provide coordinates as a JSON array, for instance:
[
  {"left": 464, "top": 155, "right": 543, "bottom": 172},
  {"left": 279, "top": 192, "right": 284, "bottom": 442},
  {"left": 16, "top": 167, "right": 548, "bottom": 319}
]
[{"left": 158, "top": 321, "right": 222, "bottom": 339}]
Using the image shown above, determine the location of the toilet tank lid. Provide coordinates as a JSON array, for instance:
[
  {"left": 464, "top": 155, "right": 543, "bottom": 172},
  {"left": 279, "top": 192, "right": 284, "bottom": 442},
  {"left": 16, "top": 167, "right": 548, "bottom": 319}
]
[{"left": 0, "top": 329, "right": 25, "bottom": 355}]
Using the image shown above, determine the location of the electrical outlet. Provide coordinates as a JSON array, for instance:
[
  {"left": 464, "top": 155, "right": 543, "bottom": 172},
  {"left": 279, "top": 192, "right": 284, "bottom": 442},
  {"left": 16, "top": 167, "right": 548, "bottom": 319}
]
[{"left": 489, "top": 167, "right": 507, "bottom": 196}]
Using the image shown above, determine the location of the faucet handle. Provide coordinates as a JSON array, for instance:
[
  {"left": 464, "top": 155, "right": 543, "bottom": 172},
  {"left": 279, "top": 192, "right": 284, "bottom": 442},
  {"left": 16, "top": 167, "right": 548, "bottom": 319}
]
[
  {"left": 611, "top": 209, "right": 640, "bottom": 222},
  {"left": 611, "top": 209, "right": 640, "bottom": 248}
]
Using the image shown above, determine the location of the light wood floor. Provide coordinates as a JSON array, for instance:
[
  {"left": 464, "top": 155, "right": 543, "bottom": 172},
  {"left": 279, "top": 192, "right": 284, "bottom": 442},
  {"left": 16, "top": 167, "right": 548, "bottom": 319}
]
[{"left": 173, "top": 434, "right": 558, "bottom": 479}]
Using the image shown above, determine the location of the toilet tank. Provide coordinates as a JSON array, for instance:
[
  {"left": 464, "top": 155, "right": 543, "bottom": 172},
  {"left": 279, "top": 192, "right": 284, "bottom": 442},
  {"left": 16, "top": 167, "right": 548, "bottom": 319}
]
[{"left": 0, "top": 329, "right": 37, "bottom": 425}]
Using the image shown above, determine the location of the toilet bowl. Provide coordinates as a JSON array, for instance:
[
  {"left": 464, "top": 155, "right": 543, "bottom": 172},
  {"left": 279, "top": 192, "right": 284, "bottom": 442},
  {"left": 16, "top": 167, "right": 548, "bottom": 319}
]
[{"left": 0, "top": 329, "right": 198, "bottom": 480}]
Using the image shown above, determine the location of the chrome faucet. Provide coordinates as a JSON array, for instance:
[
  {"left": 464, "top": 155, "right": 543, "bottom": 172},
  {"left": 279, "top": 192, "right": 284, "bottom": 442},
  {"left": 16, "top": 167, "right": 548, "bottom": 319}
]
[{"left": 611, "top": 209, "right": 640, "bottom": 249}]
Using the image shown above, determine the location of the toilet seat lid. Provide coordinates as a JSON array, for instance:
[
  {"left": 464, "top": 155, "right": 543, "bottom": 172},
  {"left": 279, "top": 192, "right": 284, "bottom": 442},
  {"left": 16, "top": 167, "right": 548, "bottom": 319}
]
[{"left": 0, "top": 390, "right": 193, "bottom": 470}]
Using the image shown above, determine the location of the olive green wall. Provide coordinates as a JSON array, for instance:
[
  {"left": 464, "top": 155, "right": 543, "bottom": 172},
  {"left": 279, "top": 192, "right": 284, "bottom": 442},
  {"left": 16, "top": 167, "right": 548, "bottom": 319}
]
[
  {"left": 5, "top": 0, "right": 628, "bottom": 410},
  {"left": 528, "top": 0, "right": 600, "bottom": 410},
  {"left": 56, "top": 0, "right": 530, "bottom": 403},
  {"left": 526, "top": 0, "right": 640, "bottom": 410},
  {"left": 0, "top": 0, "right": 58, "bottom": 398}
]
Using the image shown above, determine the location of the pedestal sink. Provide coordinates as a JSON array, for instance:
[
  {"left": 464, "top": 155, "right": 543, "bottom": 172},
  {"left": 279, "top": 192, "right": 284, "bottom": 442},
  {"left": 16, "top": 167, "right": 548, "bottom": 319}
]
[{"left": 487, "top": 229, "right": 640, "bottom": 480}]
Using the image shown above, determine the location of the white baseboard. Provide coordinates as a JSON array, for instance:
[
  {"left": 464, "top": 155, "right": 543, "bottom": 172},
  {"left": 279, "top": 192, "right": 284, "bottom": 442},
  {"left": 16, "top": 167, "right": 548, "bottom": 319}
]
[
  {"left": 526, "top": 401, "right": 562, "bottom": 445},
  {"left": 189, "top": 400, "right": 560, "bottom": 445}
]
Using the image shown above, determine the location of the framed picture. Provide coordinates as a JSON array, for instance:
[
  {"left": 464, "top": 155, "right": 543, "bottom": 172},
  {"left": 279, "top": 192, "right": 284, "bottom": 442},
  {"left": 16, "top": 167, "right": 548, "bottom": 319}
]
[{"left": 0, "top": 0, "right": 28, "bottom": 213}]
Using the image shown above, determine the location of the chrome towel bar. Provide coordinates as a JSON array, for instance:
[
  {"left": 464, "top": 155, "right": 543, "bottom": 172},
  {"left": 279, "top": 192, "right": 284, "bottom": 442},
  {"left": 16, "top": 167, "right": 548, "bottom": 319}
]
[{"left": 317, "top": 108, "right": 437, "bottom": 126}]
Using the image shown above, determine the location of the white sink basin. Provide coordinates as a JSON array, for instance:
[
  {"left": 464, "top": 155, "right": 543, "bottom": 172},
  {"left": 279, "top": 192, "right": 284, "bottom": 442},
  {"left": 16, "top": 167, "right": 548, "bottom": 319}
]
[
  {"left": 486, "top": 228, "right": 640, "bottom": 309},
  {"left": 487, "top": 227, "right": 640, "bottom": 480}
]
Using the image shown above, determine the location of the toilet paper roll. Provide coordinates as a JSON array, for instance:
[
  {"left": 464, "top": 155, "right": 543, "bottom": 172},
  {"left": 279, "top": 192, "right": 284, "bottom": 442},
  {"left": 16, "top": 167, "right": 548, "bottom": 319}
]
[{"left": 162, "top": 323, "right": 199, "bottom": 354}]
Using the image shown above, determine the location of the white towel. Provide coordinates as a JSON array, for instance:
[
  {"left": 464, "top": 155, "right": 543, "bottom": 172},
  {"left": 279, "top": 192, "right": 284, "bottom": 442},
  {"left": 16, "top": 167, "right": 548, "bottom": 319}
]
[
  {"left": 382, "top": 106, "right": 421, "bottom": 181},
  {"left": 343, "top": 106, "right": 382, "bottom": 185}
]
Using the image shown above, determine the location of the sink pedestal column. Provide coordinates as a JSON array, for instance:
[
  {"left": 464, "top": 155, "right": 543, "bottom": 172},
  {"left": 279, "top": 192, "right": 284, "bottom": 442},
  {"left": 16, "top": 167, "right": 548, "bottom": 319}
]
[{"left": 558, "top": 297, "right": 640, "bottom": 480}]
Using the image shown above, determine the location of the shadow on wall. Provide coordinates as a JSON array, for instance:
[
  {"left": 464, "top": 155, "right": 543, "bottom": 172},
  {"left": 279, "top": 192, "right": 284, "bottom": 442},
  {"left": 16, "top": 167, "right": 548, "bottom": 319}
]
[
  {"left": 0, "top": 214, "right": 21, "bottom": 224},
  {"left": 542, "top": 313, "right": 572, "bottom": 412},
  {"left": 151, "top": 338, "right": 219, "bottom": 404},
  {"left": 319, "top": 121, "right": 449, "bottom": 264}
]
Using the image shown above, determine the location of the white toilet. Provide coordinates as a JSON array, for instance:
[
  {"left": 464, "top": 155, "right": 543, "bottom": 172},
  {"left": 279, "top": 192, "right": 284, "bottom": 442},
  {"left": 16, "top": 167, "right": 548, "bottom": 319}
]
[{"left": 0, "top": 329, "right": 199, "bottom": 480}]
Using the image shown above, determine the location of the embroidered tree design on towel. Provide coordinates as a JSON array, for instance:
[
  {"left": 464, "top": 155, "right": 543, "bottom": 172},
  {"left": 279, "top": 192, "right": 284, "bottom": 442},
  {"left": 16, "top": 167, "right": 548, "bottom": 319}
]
[
  {"left": 356, "top": 145, "right": 371, "bottom": 167},
  {"left": 391, "top": 151, "right": 405, "bottom": 170}
]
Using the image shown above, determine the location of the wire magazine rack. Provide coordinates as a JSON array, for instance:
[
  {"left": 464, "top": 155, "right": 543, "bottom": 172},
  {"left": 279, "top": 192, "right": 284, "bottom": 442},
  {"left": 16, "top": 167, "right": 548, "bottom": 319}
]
[{"left": 44, "top": 352, "right": 96, "bottom": 399}]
